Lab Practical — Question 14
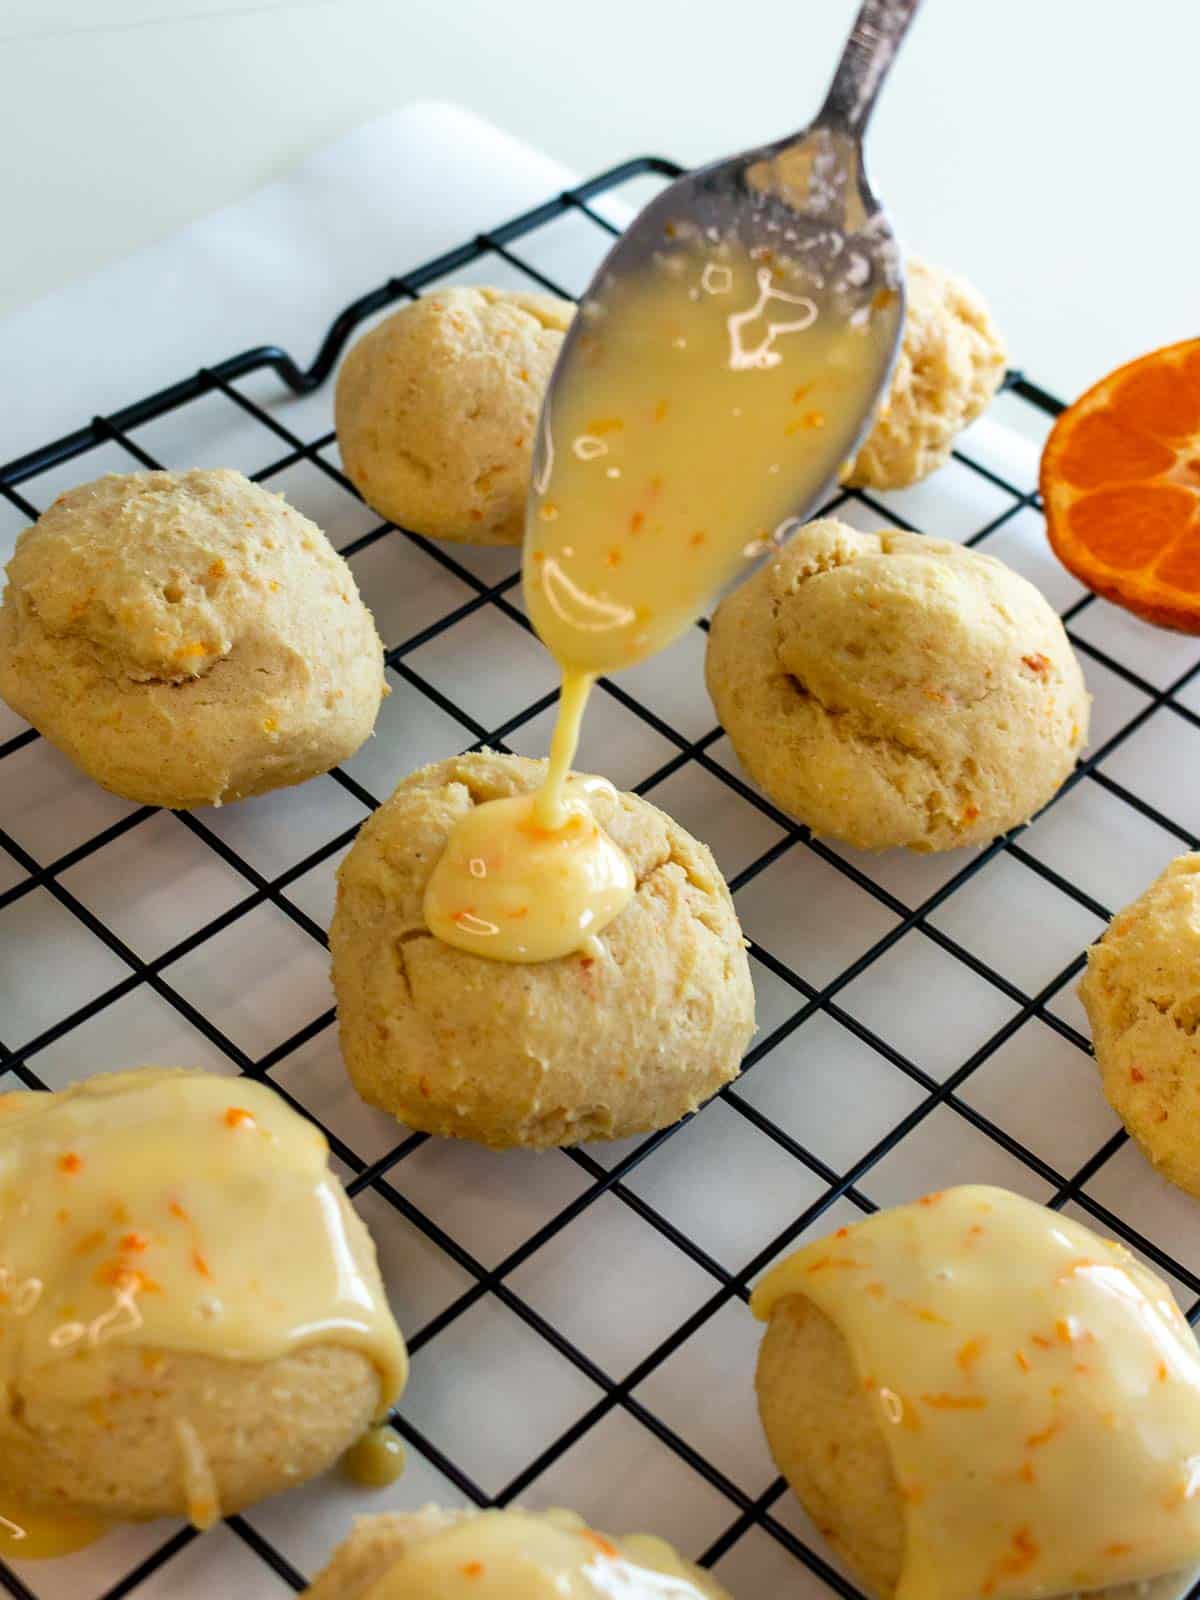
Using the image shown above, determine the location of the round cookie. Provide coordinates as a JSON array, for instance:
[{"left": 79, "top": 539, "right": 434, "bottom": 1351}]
[
  {"left": 335, "top": 286, "right": 574, "bottom": 545},
  {"left": 845, "top": 258, "right": 1007, "bottom": 490},
  {"left": 705, "top": 519, "right": 1089, "bottom": 851},
  {"left": 330, "top": 751, "right": 755, "bottom": 1149},
  {"left": 303, "top": 1506, "right": 732, "bottom": 1599},
  {"left": 0, "top": 1068, "right": 406, "bottom": 1527},
  {"left": 0, "top": 469, "right": 384, "bottom": 808},
  {"left": 1080, "top": 853, "right": 1200, "bottom": 1196}
]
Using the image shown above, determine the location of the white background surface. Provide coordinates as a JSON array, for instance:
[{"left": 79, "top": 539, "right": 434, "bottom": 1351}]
[{"left": 1, "top": 0, "right": 1197, "bottom": 401}]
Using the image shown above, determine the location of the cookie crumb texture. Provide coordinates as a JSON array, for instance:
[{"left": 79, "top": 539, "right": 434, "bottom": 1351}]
[
  {"left": 0, "top": 1344, "right": 379, "bottom": 1524},
  {"left": 330, "top": 752, "right": 755, "bottom": 1149},
  {"left": 1081, "top": 853, "right": 1200, "bottom": 1197},
  {"left": 0, "top": 470, "right": 385, "bottom": 808},
  {"left": 845, "top": 258, "right": 1007, "bottom": 490},
  {"left": 757, "top": 1294, "right": 906, "bottom": 1599},
  {"left": 706, "top": 520, "right": 1089, "bottom": 852},
  {"left": 335, "top": 286, "right": 574, "bottom": 545}
]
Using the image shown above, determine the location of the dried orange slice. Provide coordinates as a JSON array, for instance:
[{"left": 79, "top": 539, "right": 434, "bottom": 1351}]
[{"left": 1041, "top": 338, "right": 1200, "bottom": 631}]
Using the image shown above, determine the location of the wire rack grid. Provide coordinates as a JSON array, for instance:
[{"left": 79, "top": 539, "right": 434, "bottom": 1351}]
[{"left": 3, "top": 156, "right": 1200, "bottom": 1600}]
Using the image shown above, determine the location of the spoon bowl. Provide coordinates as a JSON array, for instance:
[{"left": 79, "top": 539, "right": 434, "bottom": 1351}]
[{"left": 532, "top": 0, "right": 922, "bottom": 542}]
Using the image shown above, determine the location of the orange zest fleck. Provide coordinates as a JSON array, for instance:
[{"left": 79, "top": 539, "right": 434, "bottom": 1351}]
[
  {"left": 1025, "top": 1420, "right": 1061, "bottom": 1449},
  {"left": 957, "top": 1336, "right": 988, "bottom": 1373},
  {"left": 899, "top": 1300, "right": 951, "bottom": 1327},
  {"left": 604, "top": 548, "right": 623, "bottom": 568},
  {"left": 1105, "top": 1543, "right": 1134, "bottom": 1558},
  {"left": 629, "top": 511, "right": 645, "bottom": 534},
  {"left": 581, "top": 1530, "right": 618, "bottom": 1559},
  {"left": 1015, "top": 1349, "right": 1032, "bottom": 1373},
  {"left": 58, "top": 1152, "right": 84, "bottom": 1175},
  {"left": 585, "top": 417, "right": 625, "bottom": 436},
  {"left": 119, "top": 1232, "right": 149, "bottom": 1254},
  {"left": 73, "top": 1229, "right": 105, "bottom": 1257},
  {"left": 461, "top": 1560, "right": 484, "bottom": 1578},
  {"left": 192, "top": 1249, "right": 212, "bottom": 1279},
  {"left": 168, "top": 1200, "right": 190, "bottom": 1223},
  {"left": 1030, "top": 1333, "right": 1053, "bottom": 1350},
  {"left": 1130, "top": 1066, "right": 1146, "bottom": 1082},
  {"left": 224, "top": 1107, "right": 256, "bottom": 1130},
  {"left": 920, "top": 1392, "right": 988, "bottom": 1411},
  {"left": 1158, "top": 1361, "right": 1170, "bottom": 1382},
  {"left": 96, "top": 1261, "right": 158, "bottom": 1293},
  {"left": 805, "top": 1256, "right": 864, "bottom": 1273},
  {"left": 1017, "top": 1461, "right": 1036, "bottom": 1485},
  {"left": 1022, "top": 652, "right": 1051, "bottom": 674},
  {"left": 689, "top": 531, "right": 707, "bottom": 548},
  {"left": 919, "top": 1191, "right": 945, "bottom": 1207}
]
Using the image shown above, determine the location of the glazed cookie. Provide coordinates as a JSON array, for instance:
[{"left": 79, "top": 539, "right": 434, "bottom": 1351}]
[
  {"left": 0, "top": 470, "right": 384, "bottom": 808},
  {"left": 335, "top": 286, "right": 574, "bottom": 544},
  {"left": 0, "top": 1069, "right": 407, "bottom": 1529},
  {"left": 753, "top": 1188, "right": 1200, "bottom": 1600},
  {"left": 1080, "top": 853, "right": 1200, "bottom": 1196},
  {"left": 845, "top": 259, "right": 1007, "bottom": 490},
  {"left": 330, "top": 751, "right": 755, "bottom": 1148},
  {"left": 705, "top": 519, "right": 1089, "bottom": 851},
  {"left": 303, "top": 1506, "right": 732, "bottom": 1598}
]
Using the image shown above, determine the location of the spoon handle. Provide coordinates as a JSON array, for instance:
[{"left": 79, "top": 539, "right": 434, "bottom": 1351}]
[{"left": 818, "top": 0, "right": 923, "bottom": 137}]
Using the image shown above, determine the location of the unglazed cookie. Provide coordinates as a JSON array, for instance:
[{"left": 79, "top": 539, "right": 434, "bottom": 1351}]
[
  {"left": 0, "top": 470, "right": 384, "bottom": 808},
  {"left": 845, "top": 259, "right": 1007, "bottom": 490},
  {"left": 335, "top": 287, "right": 573, "bottom": 545},
  {"left": 706, "top": 519, "right": 1089, "bottom": 851},
  {"left": 0, "top": 1069, "right": 407, "bottom": 1529},
  {"left": 1080, "top": 853, "right": 1200, "bottom": 1196},
  {"left": 303, "top": 1506, "right": 732, "bottom": 1599},
  {"left": 330, "top": 752, "right": 755, "bottom": 1148}
]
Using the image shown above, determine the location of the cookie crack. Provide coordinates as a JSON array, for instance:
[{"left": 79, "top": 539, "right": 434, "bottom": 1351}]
[{"left": 778, "top": 668, "right": 985, "bottom": 831}]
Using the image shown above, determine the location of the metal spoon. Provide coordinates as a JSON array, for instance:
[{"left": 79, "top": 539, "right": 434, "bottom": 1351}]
[{"left": 530, "top": 0, "right": 923, "bottom": 540}]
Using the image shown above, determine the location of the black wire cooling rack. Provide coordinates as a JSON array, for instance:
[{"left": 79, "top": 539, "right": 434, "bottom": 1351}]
[{"left": 3, "top": 156, "right": 1200, "bottom": 1600}]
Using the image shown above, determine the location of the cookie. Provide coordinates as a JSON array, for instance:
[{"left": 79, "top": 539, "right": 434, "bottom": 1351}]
[
  {"left": 0, "top": 1069, "right": 406, "bottom": 1527},
  {"left": 1080, "top": 853, "right": 1200, "bottom": 1196},
  {"left": 845, "top": 259, "right": 1007, "bottom": 490},
  {"left": 330, "top": 751, "right": 755, "bottom": 1148},
  {"left": 302, "top": 1506, "right": 732, "bottom": 1598},
  {"left": 335, "top": 286, "right": 573, "bottom": 544},
  {"left": 705, "top": 519, "right": 1089, "bottom": 851},
  {"left": 0, "top": 469, "right": 384, "bottom": 808}
]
